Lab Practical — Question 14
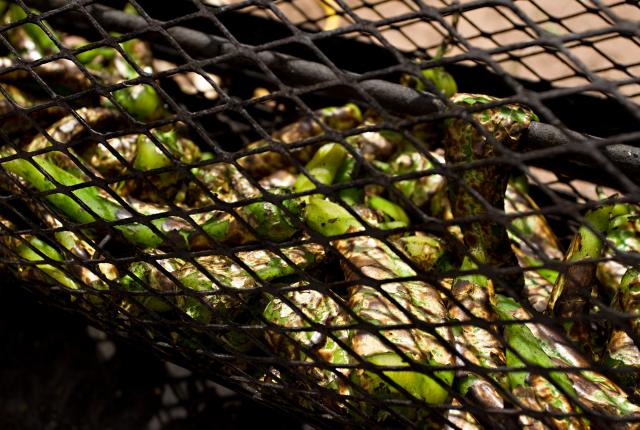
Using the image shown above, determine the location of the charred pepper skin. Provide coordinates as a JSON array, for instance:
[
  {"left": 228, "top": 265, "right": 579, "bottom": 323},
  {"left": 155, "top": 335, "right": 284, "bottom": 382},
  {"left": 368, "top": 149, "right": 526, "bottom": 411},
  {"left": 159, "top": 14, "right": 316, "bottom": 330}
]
[
  {"left": 496, "top": 295, "right": 588, "bottom": 430},
  {"left": 295, "top": 142, "right": 455, "bottom": 412},
  {"left": 444, "top": 399, "right": 484, "bottom": 430},
  {"left": 263, "top": 283, "right": 352, "bottom": 396},
  {"left": 603, "top": 285, "right": 640, "bottom": 398},
  {"left": 0, "top": 208, "right": 324, "bottom": 323},
  {"left": 390, "top": 234, "right": 447, "bottom": 272},
  {"left": 1, "top": 131, "right": 303, "bottom": 250},
  {"left": 20, "top": 108, "right": 123, "bottom": 179},
  {"left": 0, "top": 212, "right": 120, "bottom": 308},
  {"left": 443, "top": 94, "right": 536, "bottom": 422},
  {"left": 86, "top": 128, "right": 255, "bottom": 208},
  {"left": 384, "top": 143, "right": 447, "bottom": 209},
  {"left": 237, "top": 104, "right": 362, "bottom": 178},
  {"left": 303, "top": 199, "right": 455, "bottom": 418},
  {"left": 447, "top": 256, "right": 510, "bottom": 417},
  {"left": 116, "top": 129, "right": 202, "bottom": 204},
  {"left": 619, "top": 268, "right": 640, "bottom": 343},
  {"left": 497, "top": 294, "right": 640, "bottom": 429},
  {"left": 23, "top": 199, "right": 120, "bottom": 296},
  {"left": 10, "top": 24, "right": 640, "bottom": 428},
  {"left": 597, "top": 208, "right": 640, "bottom": 295},
  {"left": 338, "top": 235, "right": 455, "bottom": 406},
  {"left": 296, "top": 135, "right": 455, "bottom": 421},
  {"left": 505, "top": 178, "right": 563, "bottom": 312},
  {"left": 592, "top": 204, "right": 640, "bottom": 397},
  {"left": 346, "top": 127, "right": 404, "bottom": 163},
  {"left": 546, "top": 205, "right": 612, "bottom": 352},
  {"left": 0, "top": 214, "right": 326, "bottom": 354},
  {"left": 0, "top": 149, "right": 302, "bottom": 249},
  {"left": 0, "top": 230, "right": 81, "bottom": 291},
  {"left": 130, "top": 242, "right": 326, "bottom": 324},
  {"left": 444, "top": 93, "right": 537, "bottom": 279},
  {"left": 1, "top": 105, "right": 326, "bottom": 250},
  {"left": 186, "top": 159, "right": 261, "bottom": 208}
]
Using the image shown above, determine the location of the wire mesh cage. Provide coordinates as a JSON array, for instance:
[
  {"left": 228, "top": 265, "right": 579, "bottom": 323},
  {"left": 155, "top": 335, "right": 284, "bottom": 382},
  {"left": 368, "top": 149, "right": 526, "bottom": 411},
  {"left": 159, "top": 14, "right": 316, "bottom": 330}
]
[{"left": 0, "top": 0, "right": 639, "bottom": 428}]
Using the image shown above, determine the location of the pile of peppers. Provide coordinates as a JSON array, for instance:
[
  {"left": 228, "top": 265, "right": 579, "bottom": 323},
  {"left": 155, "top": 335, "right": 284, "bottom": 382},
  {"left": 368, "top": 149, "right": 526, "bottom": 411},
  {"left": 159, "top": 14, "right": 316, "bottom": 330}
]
[{"left": 1, "top": 2, "right": 640, "bottom": 429}]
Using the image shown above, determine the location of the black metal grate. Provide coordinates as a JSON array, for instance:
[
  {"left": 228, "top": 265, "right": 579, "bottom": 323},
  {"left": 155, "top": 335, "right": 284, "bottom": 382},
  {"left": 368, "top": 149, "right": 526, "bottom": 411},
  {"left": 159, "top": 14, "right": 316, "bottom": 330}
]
[{"left": 0, "top": 0, "right": 639, "bottom": 428}]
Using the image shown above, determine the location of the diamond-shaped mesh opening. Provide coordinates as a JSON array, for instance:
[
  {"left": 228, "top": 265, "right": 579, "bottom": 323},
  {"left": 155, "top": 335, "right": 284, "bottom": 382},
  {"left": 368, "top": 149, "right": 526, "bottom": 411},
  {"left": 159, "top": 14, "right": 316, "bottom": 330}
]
[
  {"left": 0, "top": 4, "right": 59, "bottom": 60},
  {"left": 0, "top": 0, "right": 640, "bottom": 428}
]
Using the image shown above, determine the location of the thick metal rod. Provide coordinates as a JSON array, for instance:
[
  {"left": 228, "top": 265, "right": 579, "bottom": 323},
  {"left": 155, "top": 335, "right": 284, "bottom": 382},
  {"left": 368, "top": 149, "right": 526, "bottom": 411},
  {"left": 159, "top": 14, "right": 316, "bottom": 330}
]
[
  {"left": 523, "top": 122, "right": 640, "bottom": 183},
  {"left": 21, "top": 0, "right": 640, "bottom": 184}
]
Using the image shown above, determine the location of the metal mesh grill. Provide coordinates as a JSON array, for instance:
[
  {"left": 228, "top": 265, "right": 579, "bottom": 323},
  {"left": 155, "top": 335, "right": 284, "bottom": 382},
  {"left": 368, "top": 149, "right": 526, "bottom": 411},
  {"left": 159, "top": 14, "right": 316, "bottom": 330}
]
[{"left": 0, "top": 0, "right": 639, "bottom": 428}]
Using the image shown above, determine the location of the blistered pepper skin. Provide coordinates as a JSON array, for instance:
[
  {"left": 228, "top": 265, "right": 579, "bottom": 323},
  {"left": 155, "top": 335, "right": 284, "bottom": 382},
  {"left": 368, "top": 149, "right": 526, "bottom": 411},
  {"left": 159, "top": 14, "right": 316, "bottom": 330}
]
[
  {"left": 444, "top": 93, "right": 537, "bottom": 275},
  {"left": 443, "top": 94, "right": 537, "bottom": 422}
]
